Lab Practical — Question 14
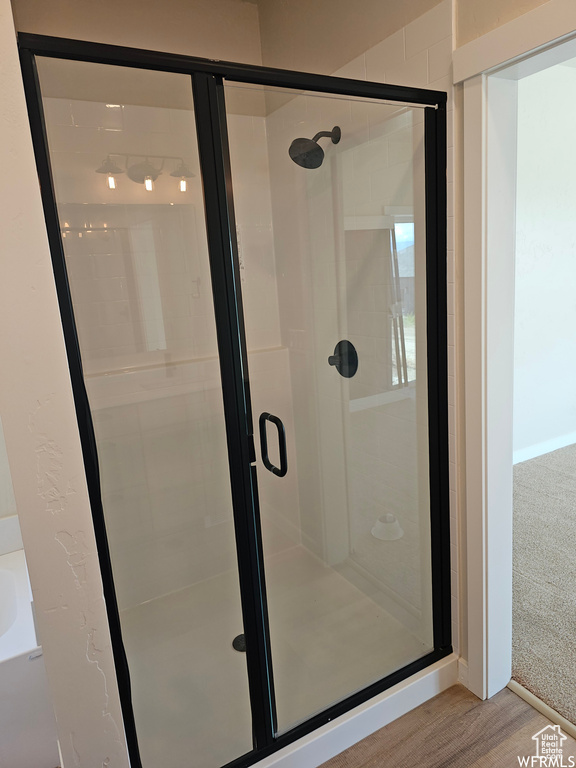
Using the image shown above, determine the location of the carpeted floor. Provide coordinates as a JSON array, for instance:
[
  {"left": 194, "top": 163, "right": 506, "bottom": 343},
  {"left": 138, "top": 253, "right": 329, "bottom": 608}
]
[{"left": 513, "top": 443, "right": 576, "bottom": 724}]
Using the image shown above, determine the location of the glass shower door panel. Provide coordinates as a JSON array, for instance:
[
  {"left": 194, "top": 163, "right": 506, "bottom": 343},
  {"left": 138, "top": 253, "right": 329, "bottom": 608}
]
[
  {"left": 224, "top": 82, "right": 434, "bottom": 733},
  {"left": 36, "top": 58, "right": 252, "bottom": 767}
]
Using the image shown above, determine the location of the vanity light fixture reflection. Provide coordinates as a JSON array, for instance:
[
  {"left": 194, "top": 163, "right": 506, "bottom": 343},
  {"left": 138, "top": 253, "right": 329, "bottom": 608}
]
[
  {"left": 170, "top": 160, "right": 195, "bottom": 193},
  {"left": 95, "top": 154, "right": 195, "bottom": 192},
  {"left": 95, "top": 156, "right": 124, "bottom": 190}
]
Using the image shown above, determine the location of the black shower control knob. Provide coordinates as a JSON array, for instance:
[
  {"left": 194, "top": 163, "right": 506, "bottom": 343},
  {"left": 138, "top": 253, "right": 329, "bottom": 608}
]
[{"left": 328, "top": 340, "right": 358, "bottom": 378}]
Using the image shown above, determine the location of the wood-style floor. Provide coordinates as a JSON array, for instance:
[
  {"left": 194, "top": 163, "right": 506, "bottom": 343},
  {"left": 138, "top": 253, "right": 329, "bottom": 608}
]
[{"left": 321, "top": 685, "right": 576, "bottom": 767}]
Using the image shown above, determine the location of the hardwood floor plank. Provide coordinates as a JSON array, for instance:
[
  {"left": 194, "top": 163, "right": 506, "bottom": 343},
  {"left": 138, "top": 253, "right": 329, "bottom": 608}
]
[
  {"left": 320, "top": 686, "right": 481, "bottom": 768},
  {"left": 321, "top": 686, "right": 576, "bottom": 768},
  {"left": 469, "top": 700, "right": 576, "bottom": 767}
]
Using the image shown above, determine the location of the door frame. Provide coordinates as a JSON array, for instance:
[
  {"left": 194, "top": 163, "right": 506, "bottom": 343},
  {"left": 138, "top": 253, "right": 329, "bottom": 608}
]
[
  {"left": 19, "top": 33, "right": 451, "bottom": 768},
  {"left": 455, "top": 1, "right": 576, "bottom": 700}
]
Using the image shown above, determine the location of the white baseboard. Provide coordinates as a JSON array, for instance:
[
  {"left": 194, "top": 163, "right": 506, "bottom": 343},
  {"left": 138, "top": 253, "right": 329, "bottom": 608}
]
[
  {"left": 457, "top": 658, "right": 469, "bottom": 688},
  {"left": 255, "top": 654, "right": 459, "bottom": 768},
  {"left": 513, "top": 433, "right": 576, "bottom": 465}
]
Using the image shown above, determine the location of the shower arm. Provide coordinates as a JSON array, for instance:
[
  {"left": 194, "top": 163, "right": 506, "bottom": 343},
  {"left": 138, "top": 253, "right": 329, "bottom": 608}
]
[{"left": 311, "top": 130, "right": 335, "bottom": 143}]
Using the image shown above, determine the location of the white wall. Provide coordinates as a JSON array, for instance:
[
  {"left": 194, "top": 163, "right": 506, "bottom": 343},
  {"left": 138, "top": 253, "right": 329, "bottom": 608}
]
[
  {"left": 514, "top": 63, "right": 576, "bottom": 463},
  {"left": 0, "top": 1, "right": 130, "bottom": 765},
  {"left": 11, "top": 0, "right": 263, "bottom": 66},
  {"left": 257, "top": 0, "right": 444, "bottom": 75},
  {"left": 456, "top": 0, "right": 550, "bottom": 46}
]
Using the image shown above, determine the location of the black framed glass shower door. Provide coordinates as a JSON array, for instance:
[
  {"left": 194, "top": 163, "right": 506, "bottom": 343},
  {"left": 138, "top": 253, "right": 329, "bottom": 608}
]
[{"left": 20, "top": 36, "right": 450, "bottom": 768}]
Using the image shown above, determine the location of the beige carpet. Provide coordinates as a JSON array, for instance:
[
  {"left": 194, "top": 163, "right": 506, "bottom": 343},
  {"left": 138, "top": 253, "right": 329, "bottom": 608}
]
[{"left": 513, "top": 443, "right": 576, "bottom": 723}]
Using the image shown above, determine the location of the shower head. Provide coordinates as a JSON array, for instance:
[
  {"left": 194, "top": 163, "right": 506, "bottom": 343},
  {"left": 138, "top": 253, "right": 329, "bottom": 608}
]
[{"left": 289, "top": 125, "right": 341, "bottom": 169}]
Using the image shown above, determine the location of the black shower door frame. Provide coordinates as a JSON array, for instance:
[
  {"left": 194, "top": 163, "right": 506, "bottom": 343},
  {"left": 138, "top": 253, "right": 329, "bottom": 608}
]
[{"left": 18, "top": 33, "right": 451, "bottom": 768}]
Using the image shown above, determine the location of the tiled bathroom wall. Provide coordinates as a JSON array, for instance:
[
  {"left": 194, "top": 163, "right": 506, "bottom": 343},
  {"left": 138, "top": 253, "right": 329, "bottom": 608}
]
[
  {"left": 38, "top": 4, "right": 458, "bottom": 645},
  {"left": 262, "top": 0, "right": 457, "bottom": 648},
  {"left": 42, "top": 88, "right": 301, "bottom": 610},
  {"left": 42, "top": 94, "right": 283, "bottom": 370},
  {"left": 263, "top": 99, "right": 429, "bottom": 640},
  {"left": 332, "top": 0, "right": 458, "bottom": 650}
]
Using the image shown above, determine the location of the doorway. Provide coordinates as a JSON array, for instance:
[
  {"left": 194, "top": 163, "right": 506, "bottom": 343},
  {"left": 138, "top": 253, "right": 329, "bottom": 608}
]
[
  {"left": 512, "top": 56, "right": 576, "bottom": 724},
  {"left": 20, "top": 36, "right": 450, "bottom": 768},
  {"left": 459, "top": 12, "right": 576, "bottom": 713}
]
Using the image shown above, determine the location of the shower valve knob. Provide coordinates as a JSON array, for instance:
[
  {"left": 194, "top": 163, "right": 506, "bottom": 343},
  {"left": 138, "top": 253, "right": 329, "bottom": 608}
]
[{"left": 328, "top": 340, "right": 358, "bottom": 378}]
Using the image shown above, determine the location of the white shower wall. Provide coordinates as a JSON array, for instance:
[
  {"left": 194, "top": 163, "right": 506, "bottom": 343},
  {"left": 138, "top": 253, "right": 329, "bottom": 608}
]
[
  {"left": 38, "top": 0, "right": 456, "bottom": 639},
  {"left": 216, "top": 80, "right": 439, "bottom": 731},
  {"left": 262, "top": 90, "right": 431, "bottom": 632},
  {"left": 44, "top": 95, "right": 301, "bottom": 610},
  {"left": 35, "top": 17, "right": 455, "bottom": 739},
  {"left": 329, "top": 0, "right": 457, "bottom": 644}
]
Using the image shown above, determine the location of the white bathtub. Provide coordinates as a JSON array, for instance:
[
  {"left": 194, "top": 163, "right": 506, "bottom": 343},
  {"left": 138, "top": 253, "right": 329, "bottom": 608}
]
[
  {"left": 0, "top": 546, "right": 60, "bottom": 767},
  {"left": 0, "top": 548, "right": 38, "bottom": 662},
  {"left": 0, "top": 566, "right": 17, "bottom": 638}
]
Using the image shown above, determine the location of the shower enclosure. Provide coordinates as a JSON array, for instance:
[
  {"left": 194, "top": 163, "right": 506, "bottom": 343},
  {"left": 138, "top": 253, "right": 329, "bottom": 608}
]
[{"left": 19, "top": 35, "right": 450, "bottom": 768}]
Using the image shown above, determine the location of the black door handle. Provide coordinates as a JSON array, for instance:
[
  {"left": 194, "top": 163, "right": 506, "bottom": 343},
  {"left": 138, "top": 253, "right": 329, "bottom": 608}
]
[{"left": 259, "top": 412, "right": 287, "bottom": 477}]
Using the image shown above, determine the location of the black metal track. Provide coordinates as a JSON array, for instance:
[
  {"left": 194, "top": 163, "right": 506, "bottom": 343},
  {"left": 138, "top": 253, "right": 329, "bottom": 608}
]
[
  {"left": 18, "top": 46, "right": 144, "bottom": 768},
  {"left": 18, "top": 33, "right": 451, "bottom": 768},
  {"left": 425, "top": 105, "right": 452, "bottom": 651},
  {"left": 221, "top": 647, "right": 451, "bottom": 768},
  {"left": 192, "top": 71, "right": 276, "bottom": 750},
  {"left": 18, "top": 32, "right": 446, "bottom": 107}
]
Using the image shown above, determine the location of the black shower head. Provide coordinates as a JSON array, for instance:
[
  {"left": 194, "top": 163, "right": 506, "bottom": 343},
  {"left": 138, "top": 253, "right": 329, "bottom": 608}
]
[{"left": 289, "top": 126, "right": 341, "bottom": 169}]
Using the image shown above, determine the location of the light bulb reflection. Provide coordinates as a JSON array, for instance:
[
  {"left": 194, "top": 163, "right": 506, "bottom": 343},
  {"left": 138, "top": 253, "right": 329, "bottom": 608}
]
[
  {"left": 179, "top": 178, "right": 187, "bottom": 192},
  {"left": 144, "top": 176, "right": 154, "bottom": 192},
  {"left": 107, "top": 174, "right": 116, "bottom": 190}
]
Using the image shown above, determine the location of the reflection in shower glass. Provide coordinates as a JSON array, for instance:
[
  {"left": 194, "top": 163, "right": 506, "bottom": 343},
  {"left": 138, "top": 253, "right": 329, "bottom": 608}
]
[
  {"left": 33, "top": 48, "right": 442, "bottom": 766},
  {"left": 36, "top": 57, "right": 253, "bottom": 768},
  {"left": 225, "top": 82, "right": 433, "bottom": 734},
  {"left": 129, "top": 221, "right": 167, "bottom": 351}
]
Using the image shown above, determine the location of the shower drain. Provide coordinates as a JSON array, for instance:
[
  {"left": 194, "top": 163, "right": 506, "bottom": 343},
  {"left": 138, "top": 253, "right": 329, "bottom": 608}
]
[{"left": 232, "top": 634, "right": 246, "bottom": 652}]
